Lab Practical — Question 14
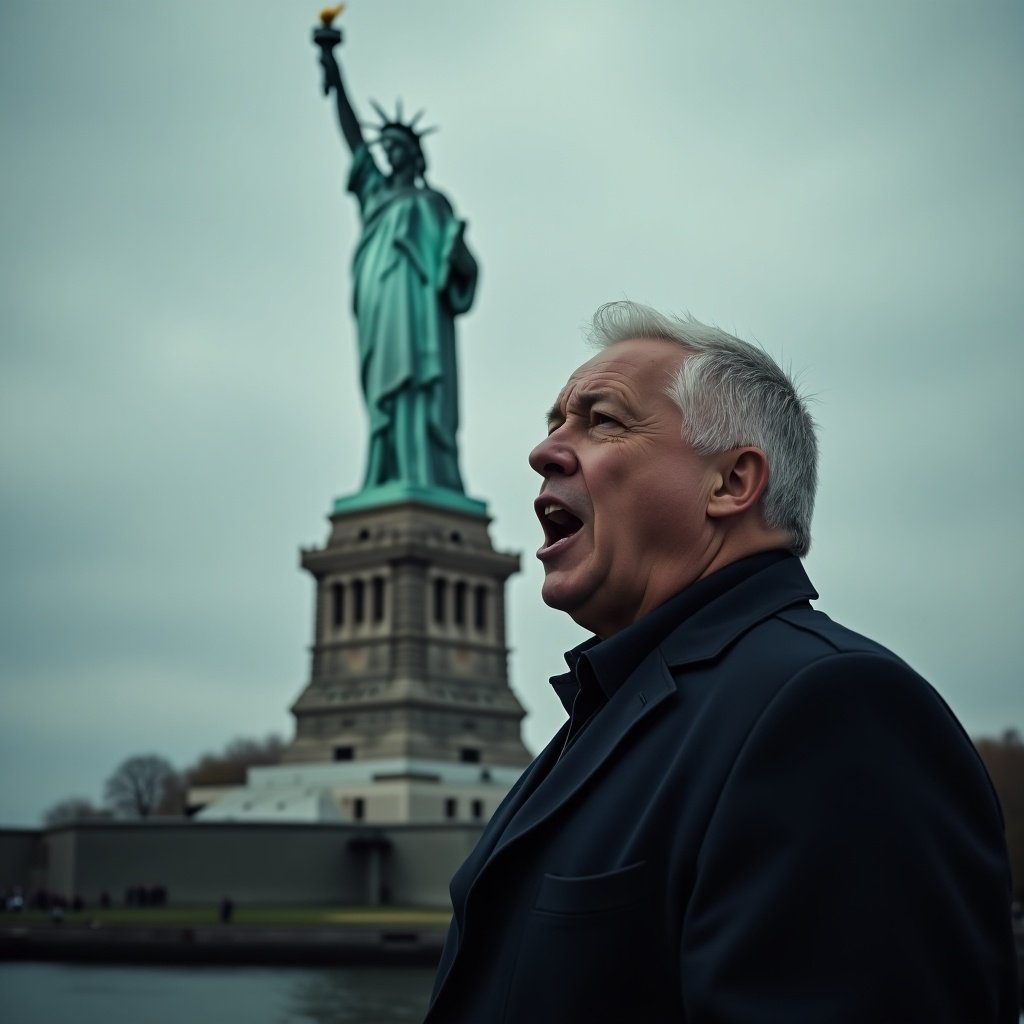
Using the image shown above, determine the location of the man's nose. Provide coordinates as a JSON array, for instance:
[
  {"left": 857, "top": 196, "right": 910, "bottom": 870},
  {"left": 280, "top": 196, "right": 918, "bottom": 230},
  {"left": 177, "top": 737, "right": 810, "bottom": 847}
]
[{"left": 528, "top": 432, "right": 578, "bottom": 477}]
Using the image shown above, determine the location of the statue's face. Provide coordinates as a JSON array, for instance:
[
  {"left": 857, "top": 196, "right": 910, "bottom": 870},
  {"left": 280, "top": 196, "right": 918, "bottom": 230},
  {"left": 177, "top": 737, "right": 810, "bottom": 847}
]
[{"left": 381, "top": 131, "right": 417, "bottom": 175}]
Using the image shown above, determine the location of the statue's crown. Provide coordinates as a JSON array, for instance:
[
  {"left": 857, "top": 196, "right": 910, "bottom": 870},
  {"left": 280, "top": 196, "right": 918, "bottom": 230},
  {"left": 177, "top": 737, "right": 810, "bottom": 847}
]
[{"left": 366, "top": 99, "right": 437, "bottom": 151}]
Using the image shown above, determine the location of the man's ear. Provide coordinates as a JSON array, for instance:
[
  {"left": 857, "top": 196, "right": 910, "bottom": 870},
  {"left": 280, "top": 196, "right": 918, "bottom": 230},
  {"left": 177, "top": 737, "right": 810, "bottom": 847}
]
[{"left": 707, "top": 447, "right": 770, "bottom": 519}]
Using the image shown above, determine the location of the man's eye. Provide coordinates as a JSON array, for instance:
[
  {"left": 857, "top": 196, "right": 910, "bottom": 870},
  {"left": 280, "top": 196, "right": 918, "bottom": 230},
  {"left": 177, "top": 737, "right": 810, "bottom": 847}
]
[{"left": 592, "top": 412, "right": 621, "bottom": 428}]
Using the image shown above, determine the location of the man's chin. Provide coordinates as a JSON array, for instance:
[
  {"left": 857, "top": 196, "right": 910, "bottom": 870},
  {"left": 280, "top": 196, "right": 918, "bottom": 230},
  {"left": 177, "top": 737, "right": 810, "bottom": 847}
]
[
  {"left": 540, "top": 575, "right": 578, "bottom": 614},
  {"left": 539, "top": 584, "right": 568, "bottom": 612},
  {"left": 541, "top": 577, "right": 598, "bottom": 632}
]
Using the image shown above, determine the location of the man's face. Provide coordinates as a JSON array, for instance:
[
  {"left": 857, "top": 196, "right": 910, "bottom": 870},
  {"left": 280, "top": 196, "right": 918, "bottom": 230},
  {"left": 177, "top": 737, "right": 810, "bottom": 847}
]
[{"left": 529, "top": 338, "right": 719, "bottom": 638}]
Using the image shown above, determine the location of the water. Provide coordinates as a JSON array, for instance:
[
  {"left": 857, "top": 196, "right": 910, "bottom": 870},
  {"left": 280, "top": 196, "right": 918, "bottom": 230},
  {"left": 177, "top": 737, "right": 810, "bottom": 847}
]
[
  {"left": 3, "top": 963, "right": 1021, "bottom": 1022},
  {"left": 0, "top": 963, "right": 435, "bottom": 1024}
]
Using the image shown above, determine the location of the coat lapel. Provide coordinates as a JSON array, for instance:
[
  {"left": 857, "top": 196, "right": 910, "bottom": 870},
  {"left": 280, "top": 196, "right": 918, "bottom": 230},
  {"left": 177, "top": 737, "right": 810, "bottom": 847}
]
[
  {"left": 465, "top": 561, "right": 817, "bottom": 879},
  {"left": 476, "top": 558, "right": 818, "bottom": 872},
  {"left": 483, "top": 648, "right": 678, "bottom": 864},
  {"left": 446, "top": 727, "right": 566, "bottom": 919},
  {"left": 436, "top": 556, "right": 822, "bottom": 1011}
]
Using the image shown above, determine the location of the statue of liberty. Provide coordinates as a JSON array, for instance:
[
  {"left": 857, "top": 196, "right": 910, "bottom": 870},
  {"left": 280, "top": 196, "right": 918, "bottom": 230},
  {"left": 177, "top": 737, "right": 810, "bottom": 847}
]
[{"left": 314, "top": 14, "right": 478, "bottom": 495}]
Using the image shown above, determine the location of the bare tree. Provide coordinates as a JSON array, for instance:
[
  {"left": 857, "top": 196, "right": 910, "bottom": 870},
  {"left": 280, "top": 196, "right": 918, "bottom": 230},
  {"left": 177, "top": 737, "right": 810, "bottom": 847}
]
[
  {"left": 155, "top": 771, "right": 189, "bottom": 817},
  {"left": 104, "top": 754, "right": 177, "bottom": 818},
  {"left": 187, "top": 734, "right": 283, "bottom": 787},
  {"left": 42, "top": 796, "right": 111, "bottom": 826},
  {"left": 974, "top": 730, "right": 1024, "bottom": 900}
]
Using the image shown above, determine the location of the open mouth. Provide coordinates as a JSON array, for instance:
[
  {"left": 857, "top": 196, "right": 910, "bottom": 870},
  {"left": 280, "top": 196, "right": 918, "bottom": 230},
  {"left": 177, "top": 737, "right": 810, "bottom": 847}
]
[{"left": 540, "top": 503, "right": 584, "bottom": 549}]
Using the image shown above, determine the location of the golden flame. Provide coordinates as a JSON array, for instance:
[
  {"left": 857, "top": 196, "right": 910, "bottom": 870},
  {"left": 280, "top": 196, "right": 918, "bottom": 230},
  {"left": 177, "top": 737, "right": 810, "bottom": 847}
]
[{"left": 319, "top": 4, "right": 345, "bottom": 27}]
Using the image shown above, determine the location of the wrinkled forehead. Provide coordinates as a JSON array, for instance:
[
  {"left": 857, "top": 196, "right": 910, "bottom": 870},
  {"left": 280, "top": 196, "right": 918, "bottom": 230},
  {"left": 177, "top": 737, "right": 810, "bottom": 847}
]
[{"left": 550, "top": 338, "right": 687, "bottom": 419}]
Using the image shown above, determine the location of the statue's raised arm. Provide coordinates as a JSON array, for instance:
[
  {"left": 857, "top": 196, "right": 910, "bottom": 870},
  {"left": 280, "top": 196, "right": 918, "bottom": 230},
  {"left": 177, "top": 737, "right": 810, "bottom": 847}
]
[
  {"left": 311, "top": 10, "right": 479, "bottom": 498},
  {"left": 313, "top": 16, "right": 364, "bottom": 154}
]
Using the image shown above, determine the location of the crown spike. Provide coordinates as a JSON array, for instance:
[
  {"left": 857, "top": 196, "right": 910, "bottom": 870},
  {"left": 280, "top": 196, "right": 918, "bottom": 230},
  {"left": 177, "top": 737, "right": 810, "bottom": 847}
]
[
  {"left": 409, "top": 109, "right": 426, "bottom": 129},
  {"left": 395, "top": 98, "right": 404, "bottom": 121},
  {"left": 369, "top": 99, "right": 390, "bottom": 124}
]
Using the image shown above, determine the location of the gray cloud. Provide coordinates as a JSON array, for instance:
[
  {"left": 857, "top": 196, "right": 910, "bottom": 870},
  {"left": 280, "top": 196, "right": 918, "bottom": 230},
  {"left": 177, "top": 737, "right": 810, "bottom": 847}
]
[{"left": 1, "top": 0, "right": 1021, "bottom": 825}]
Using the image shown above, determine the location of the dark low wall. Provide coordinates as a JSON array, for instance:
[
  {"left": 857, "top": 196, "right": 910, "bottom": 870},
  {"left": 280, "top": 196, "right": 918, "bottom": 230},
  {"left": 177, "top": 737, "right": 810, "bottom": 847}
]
[
  {"left": 0, "top": 829, "right": 38, "bottom": 894},
  {"left": 0, "top": 821, "right": 482, "bottom": 907},
  {"left": 47, "top": 821, "right": 367, "bottom": 904}
]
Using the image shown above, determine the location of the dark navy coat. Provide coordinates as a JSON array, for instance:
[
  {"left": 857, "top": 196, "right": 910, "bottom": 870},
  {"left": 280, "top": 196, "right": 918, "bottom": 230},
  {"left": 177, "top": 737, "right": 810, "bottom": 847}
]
[{"left": 425, "top": 556, "right": 1018, "bottom": 1023}]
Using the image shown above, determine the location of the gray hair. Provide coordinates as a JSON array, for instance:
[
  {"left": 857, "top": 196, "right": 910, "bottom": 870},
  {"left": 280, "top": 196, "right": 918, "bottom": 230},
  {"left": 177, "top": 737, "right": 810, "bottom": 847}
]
[{"left": 587, "top": 300, "right": 818, "bottom": 557}]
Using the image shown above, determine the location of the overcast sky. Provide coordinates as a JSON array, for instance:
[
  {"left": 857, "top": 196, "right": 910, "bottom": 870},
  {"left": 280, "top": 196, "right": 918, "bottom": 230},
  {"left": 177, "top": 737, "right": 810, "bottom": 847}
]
[{"left": 1, "top": 2, "right": 1021, "bottom": 828}]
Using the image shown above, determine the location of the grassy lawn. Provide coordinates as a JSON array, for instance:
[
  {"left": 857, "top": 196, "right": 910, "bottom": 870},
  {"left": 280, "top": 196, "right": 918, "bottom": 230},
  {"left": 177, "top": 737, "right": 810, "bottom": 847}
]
[{"left": 8, "top": 905, "right": 451, "bottom": 927}]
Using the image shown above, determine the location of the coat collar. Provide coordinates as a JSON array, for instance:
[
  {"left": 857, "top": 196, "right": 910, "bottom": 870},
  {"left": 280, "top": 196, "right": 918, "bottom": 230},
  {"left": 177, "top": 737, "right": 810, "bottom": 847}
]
[
  {"left": 657, "top": 554, "right": 817, "bottom": 667},
  {"left": 482, "top": 645, "right": 678, "bottom": 865},
  {"left": 549, "top": 550, "right": 797, "bottom": 713}
]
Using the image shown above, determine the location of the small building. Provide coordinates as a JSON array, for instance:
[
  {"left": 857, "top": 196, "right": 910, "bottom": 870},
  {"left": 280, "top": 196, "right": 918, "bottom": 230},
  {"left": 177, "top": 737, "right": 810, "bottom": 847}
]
[{"left": 197, "top": 758, "right": 522, "bottom": 826}]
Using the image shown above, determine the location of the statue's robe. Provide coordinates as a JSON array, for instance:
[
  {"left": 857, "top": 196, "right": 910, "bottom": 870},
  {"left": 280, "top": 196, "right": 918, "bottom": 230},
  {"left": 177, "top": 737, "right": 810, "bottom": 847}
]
[{"left": 348, "top": 143, "right": 477, "bottom": 492}]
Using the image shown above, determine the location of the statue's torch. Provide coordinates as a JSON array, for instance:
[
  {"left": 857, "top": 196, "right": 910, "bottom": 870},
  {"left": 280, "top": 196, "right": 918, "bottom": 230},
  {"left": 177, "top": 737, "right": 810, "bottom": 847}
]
[
  {"left": 314, "top": 7, "right": 344, "bottom": 53},
  {"left": 313, "top": 5, "right": 345, "bottom": 94}
]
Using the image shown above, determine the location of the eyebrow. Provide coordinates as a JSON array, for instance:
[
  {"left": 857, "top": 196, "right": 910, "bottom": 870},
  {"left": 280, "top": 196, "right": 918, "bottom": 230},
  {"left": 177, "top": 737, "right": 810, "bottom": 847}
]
[{"left": 545, "top": 388, "right": 615, "bottom": 427}]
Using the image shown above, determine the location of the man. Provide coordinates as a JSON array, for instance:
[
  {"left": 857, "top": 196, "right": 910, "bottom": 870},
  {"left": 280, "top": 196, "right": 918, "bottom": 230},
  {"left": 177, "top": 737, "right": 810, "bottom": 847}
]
[{"left": 424, "top": 301, "right": 1018, "bottom": 1023}]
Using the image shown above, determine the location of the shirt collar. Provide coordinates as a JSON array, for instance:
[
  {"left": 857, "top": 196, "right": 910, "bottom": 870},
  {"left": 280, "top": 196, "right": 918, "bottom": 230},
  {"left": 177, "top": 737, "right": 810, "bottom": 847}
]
[{"left": 550, "top": 549, "right": 791, "bottom": 714}]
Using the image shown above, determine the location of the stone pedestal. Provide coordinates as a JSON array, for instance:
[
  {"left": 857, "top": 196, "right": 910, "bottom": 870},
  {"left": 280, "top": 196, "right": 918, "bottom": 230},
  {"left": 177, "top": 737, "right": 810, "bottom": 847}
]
[{"left": 284, "top": 498, "right": 531, "bottom": 769}]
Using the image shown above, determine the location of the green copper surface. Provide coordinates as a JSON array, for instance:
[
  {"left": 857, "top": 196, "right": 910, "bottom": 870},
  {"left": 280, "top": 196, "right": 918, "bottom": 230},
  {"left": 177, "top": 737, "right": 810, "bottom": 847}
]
[
  {"left": 347, "top": 145, "right": 477, "bottom": 492},
  {"left": 332, "top": 484, "right": 487, "bottom": 518},
  {"left": 315, "top": 29, "right": 478, "bottom": 505}
]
